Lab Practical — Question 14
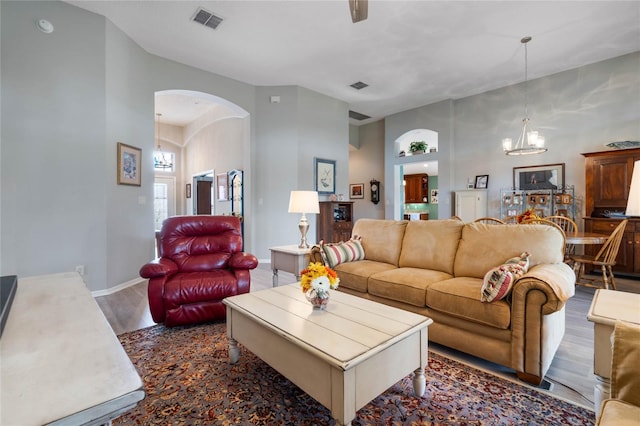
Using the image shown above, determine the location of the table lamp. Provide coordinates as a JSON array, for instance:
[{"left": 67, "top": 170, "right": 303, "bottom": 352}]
[
  {"left": 288, "top": 190, "right": 320, "bottom": 248},
  {"left": 625, "top": 160, "right": 640, "bottom": 217}
]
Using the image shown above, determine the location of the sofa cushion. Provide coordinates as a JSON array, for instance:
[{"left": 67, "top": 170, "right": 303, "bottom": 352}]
[
  {"left": 321, "top": 237, "right": 365, "bottom": 268},
  {"left": 481, "top": 252, "right": 531, "bottom": 302},
  {"left": 597, "top": 399, "right": 640, "bottom": 426},
  {"left": 426, "top": 277, "right": 511, "bottom": 329},
  {"left": 368, "top": 268, "right": 454, "bottom": 307},
  {"left": 352, "top": 219, "right": 407, "bottom": 266},
  {"left": 399, "top": 219, "right": 464, "bottom": 274},
  {"left": 454, "top": 222, "right": 564, "bottom": 279},
  {"left": 334, "top": 260, "right": 397, "bottom": 293}
]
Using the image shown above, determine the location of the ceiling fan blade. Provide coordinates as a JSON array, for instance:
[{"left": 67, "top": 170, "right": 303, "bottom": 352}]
[{"left": 349, "top": 0, "right": 368, "bottom": 23}]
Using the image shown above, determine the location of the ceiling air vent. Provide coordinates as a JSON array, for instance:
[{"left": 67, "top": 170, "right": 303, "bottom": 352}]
[
  {"left": 192, "top": 7, "right": 223, "bottom": 30},
  {"left": 350, "top": 81, "right": 369, "bottom": 90},
  {"left": 349, "top": 110, "right": 371, "bottom": 121}
]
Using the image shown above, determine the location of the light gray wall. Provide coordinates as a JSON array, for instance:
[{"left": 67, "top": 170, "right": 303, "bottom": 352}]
[
  {"left": 1, "top": 1, "right": 108, "bottom": 287},
  {"left": 453, "top": 51, "right": 640, "bottom": 223},
  {"left": 385, "top": 100, "right": 455, "bottom": 220},
  {"left": 1, "top": 1, "right": 349, "bottom": 289},
  {"left": 349, "top": 120, "right": 385, "bottom": 220},
  {"left": 369, "top": 52, "right": 639, "bottom": 226},
  {"left": 253, "top": 86, "right": 349, "bottom": 259}
]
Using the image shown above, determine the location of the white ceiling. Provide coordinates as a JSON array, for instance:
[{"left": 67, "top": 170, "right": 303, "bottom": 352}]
[{"left": 64, "top": 0, "right": 640, "bottom": 128}]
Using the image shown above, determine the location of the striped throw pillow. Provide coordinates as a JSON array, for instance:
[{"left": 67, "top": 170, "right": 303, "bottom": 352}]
[{"left": 321, "top": 237, "right": 365, "bottom": 268}]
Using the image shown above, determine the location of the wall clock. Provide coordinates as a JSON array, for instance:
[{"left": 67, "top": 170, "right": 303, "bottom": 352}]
[{"left": 370, "top": 179, "right": 380, "bottom": 204}]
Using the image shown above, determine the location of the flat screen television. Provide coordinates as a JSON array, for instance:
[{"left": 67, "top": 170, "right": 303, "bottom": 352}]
[{"left": 1, "top": 275, "right": 18, "bottom": 338}]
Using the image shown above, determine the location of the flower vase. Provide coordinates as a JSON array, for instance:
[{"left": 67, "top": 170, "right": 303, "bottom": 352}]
[{"left": 305, "top": 289, "right": 330, "bottom": 310}]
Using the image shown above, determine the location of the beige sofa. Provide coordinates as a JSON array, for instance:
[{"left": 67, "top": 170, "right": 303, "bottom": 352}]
[{"left": 312, "top": 218, "right": 576, "bottom": 385}]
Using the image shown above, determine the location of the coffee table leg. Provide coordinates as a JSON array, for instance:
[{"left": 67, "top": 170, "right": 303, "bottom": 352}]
[
  {"left": 412, "top": 367, "right": 426, "bottom": 397},
  {"left": 229, "top": 336, "right": 239, "bottom": 364}
]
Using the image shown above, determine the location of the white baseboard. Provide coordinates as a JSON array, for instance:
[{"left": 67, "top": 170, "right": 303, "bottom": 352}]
[{"left": 91, "top": 277, "right": 146, "bottom": 298}]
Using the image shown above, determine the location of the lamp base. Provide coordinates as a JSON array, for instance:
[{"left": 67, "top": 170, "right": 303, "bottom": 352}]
[{"left": 298, "top": 216, "right": 310, "bottom": 249}]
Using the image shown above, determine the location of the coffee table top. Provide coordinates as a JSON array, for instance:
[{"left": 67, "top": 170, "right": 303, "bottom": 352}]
[
  {"left": 587, "top": 289, "right": 640, "bottom": 325},
  {"left": 224, "top": 284, "right": 432, "bottom": 370}
]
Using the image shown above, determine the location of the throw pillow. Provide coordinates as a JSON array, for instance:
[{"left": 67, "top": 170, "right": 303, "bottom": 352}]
[
  {"left": 481, "top": 252, "right": 530, "bottom": 302},
  {"left": 321, "top": 237, "right": 365, "bottom": 268}
]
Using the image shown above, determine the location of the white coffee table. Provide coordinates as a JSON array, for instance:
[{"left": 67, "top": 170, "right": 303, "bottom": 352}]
[{"left": 223, "top": 284, "right": 432, "bottom": 426}]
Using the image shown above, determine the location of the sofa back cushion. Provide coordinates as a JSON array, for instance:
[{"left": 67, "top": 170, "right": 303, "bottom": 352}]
[
  {"left": 160, "top": 215, "right": 243, "bottom": 272},
  {"left": 399, "top": 219, "right": 464, "bottom": 274},
  {"left": 352, "top": 219, "right": 407, "bottom": 266},
  {"left": 453, "top": 222, "right": 564, "bottom": 279}
]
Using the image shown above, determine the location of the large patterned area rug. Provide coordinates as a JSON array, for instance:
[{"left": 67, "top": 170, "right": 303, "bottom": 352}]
[{"left": 116, "top": 322, "right": 594, "bottom": 425}]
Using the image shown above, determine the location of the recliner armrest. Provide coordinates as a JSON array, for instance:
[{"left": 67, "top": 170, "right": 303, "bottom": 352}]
[
  {"left": 139, "top": 258, "right": 179, "bottom": 278},
  {"left": 229, "top": 252, "right": 259, "bottom": 270}
]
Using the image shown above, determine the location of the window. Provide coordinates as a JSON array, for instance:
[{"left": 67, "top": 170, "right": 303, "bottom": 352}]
[{"left": 153, "top": 151, "right": 175, "bottom": 173}]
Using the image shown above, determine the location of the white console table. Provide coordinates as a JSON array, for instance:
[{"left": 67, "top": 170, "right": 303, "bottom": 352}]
[
  {"left": 587, "top": 289, "right": 640, "bottom": 416},
  {"left": 0, "top": 272, "right": 144, "bottom": 425}
]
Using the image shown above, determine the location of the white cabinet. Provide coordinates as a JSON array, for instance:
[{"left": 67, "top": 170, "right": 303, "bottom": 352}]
[{"left": 455, "top": 190, "right": 488, "bottom": 223}]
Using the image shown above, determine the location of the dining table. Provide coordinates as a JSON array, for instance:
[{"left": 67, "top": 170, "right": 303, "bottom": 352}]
[{"left": 565, "top": 231, "right": 609, "bottom": 245}]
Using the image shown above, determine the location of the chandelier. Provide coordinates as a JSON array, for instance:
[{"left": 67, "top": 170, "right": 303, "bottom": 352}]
[
  {"left": 155, "top": 113, "right": 173, "bottom": 169},
  {"left": 502, "top": 36, "right": 547, "bottom": 156}
]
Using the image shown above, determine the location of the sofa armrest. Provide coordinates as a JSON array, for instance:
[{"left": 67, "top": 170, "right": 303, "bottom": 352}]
[
  {"left": 139, "top": 258, "right": 179, "bottom": 278},
  {"left": 229, "top": 252, "right": 259, "bottom": 270},
  {"left": 512, "top": 263, "right": 576, "bottom": 314}
]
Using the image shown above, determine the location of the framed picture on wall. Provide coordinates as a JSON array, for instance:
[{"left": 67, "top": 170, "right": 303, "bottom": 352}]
[
  {"left": 349, "top": 183, "right": 364, "bottom": 199},
  {"left": 513, "top": 163, "right": 565, "bottom": 190},
  {"left": 117, "top": 142, "right": 141, "bottom": 186},
  {"left": 186, "top": 183, "right": 192, "bottom": 199},
  {"left": 314, "top": 158, "right": 336, "bottom": 195},
  {"left": 474, "top": 175, "right": 489, "bottom": 189},
  {"left": 431, "top": 189, "right": 439, "bottom": 204}
]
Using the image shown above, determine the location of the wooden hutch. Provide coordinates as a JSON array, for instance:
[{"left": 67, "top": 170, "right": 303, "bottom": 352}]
[
  {"left": 317, "top": 201, "right": 354, "bottom": 243},
  {"left": 582, "top": 148, "right": 640, "bottom": 277}
]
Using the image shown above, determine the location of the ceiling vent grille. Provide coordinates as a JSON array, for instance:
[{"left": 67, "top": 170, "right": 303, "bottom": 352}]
[
  {"left": 350, "top": 81, "right": 369, "bottom": 90},
  {"left": 192, "top": 7, "right": 223, "bottom": 30},
  {"left": 349, "top": 110, "right": 371, "bottom": 121}
]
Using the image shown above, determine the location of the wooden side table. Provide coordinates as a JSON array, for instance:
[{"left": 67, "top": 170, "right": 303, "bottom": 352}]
[
  {"left": 587, "top": 289, "right": 640, "bottom": 415},
  {"left": 269, "top": 245, "right": 310, "bottom": 286}
]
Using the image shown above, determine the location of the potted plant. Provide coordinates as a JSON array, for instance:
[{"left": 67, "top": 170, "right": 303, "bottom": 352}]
[{"left": 409, "top": 141, "right": 427, "bottom": 155}]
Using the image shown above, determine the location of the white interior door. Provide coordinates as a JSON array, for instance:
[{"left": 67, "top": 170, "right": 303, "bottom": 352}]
[{"left": 154, "top": 176, "right": 176, "bottom": 231}]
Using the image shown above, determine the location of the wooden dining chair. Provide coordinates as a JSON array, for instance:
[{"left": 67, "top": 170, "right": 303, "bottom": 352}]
[
  {"left": 474, "top": 217, "right": 506, "bottom": 225},
  {"left": 569, "top": 219, "right": 628, "bottom": 290},
  {"left": 545, "top": 215, "right": 579, "bottom": 259},
  {"left": 546, "top": 215, "right": 578, "bottom": 234}
]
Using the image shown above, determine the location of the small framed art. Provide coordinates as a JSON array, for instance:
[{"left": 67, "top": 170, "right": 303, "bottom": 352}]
[
  {"left": 474, "top": 175, "right": 489, "bottom": 189},
  {"left": 315, "top": 158, "right": 336, "bottom": 195},
  {"left": 117, "top": 142, "right": 141, "bottom": 186},
  {"left": 186, "top": 183, "right": 192, "bottom": 199},
  {"left": 349, "top": 183, "right": 364, "bottom": 199}
]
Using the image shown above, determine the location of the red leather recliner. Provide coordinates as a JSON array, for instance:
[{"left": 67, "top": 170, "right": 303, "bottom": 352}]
[{"left": 140, "top": 215, "right": 258, "bottom": 327}]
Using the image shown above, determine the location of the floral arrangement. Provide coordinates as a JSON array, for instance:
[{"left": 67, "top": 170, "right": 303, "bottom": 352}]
[
  {"left": 516, "top": 208, "right": 541, "bottom": 224},
  {"left": 299, "top": 262, "right": 340, "bottom": 297}
]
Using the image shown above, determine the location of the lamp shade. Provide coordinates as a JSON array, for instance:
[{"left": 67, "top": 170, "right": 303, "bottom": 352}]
[
  {"left": 625, "top": 160, "right": 640, "bottom": 216},
  {"left": 288, "top": 191, "right": 320, "bottom": 214}
]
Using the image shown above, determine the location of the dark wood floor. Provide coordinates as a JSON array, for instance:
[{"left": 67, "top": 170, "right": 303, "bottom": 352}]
[{"left": 95, "top": 264, "right": 639, "bottom": 411}]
